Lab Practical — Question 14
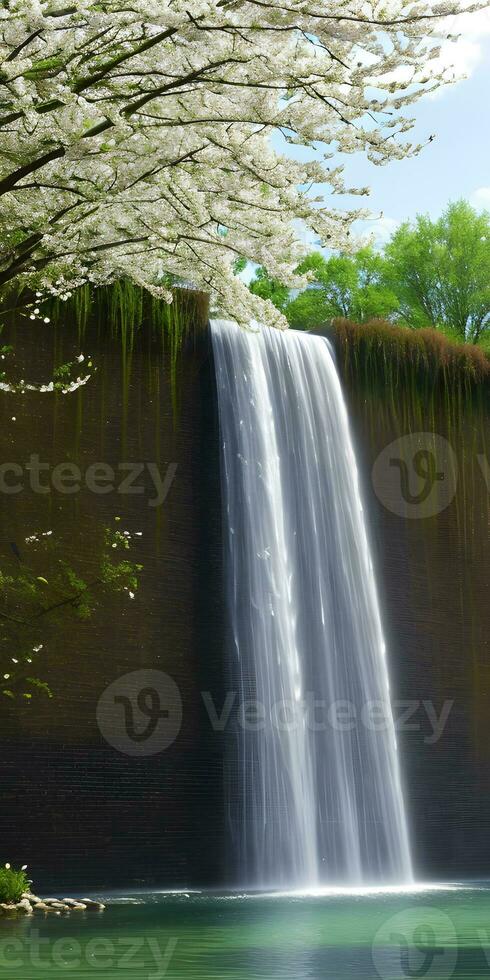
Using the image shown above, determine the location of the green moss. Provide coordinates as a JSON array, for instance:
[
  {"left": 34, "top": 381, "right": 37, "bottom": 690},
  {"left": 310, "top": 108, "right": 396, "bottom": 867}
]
[
  {"left": 0, "top": 865, "right": 29, "bottom": 904},
  {"left": 331, "top": 318, "right": 490, "bottom": 394},
  {"left": 327, "top": 318, "right": 490, "bottom": 550},
  {"left": 0, "top": 281, "right": 209, "bottom": 418}
]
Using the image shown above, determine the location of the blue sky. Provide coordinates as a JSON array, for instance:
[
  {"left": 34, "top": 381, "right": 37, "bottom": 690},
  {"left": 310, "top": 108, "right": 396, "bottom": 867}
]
[
  {"left": 333, "top": 7, "right": 490, "bottom": 245},
  {"left": 242, "top": 9, "right": 490, "bottom": 281}
]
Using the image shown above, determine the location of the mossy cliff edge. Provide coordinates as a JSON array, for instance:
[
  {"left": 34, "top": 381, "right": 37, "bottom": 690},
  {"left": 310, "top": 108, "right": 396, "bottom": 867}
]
[{"left": 320, "top": 317, "right": 490, "bottom": 880}]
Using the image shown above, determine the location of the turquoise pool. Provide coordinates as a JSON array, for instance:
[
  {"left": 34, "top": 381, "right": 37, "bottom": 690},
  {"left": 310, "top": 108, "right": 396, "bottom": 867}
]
[{"left": 1, "top": 885, "right": 489, "bottom": 978}]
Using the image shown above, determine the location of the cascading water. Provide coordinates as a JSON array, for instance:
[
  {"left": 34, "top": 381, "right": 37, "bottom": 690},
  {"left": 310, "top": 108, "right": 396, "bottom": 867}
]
[{"left": 210, "top": 318, "right": 412, "bottom": 890}]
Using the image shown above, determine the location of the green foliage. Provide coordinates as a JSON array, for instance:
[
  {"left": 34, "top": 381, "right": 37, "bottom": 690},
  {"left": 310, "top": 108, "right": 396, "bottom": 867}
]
[
  {"left": 249, "top": 266, "right": 290, "bottom": 311},
  {"left": 385, "top": 201, "right": 490, "bottom": 343},
  {"left": 23, "top": 56, "right": 65, "bottom": 79},
  {"left": 0, "top": 865, "right": 29, "bottom": 904},
  {"left": 0, "top": 521, "right": 142, "bottom": 700},
  {"left": 233, "top": 258, "right": 248, "bottom": 275},
  {"left": 286, "top": 248, "right": 399, "bottom": 329},
  {"left": 248, "top": 201, "right": 490, "bottom": 346},
  {"left": 283, "top": 286, "right": 331, "bottom": 331}
]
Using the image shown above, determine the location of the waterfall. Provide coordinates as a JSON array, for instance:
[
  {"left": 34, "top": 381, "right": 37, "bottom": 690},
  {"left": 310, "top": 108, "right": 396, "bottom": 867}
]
[{"left": 210, "top": 318, "right": 413, "bottom": 891}]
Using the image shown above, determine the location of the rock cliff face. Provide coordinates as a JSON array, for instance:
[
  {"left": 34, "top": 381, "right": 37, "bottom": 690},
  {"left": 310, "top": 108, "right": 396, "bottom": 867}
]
[
  {"left": 0, "top": 289, "right": 225, "bottom": 891},
  {"left": 0, "top": 300, "right": 489, "bottom": 888},
  {"left": 327, "top": 321, "right": 490, "bottom": 880}
]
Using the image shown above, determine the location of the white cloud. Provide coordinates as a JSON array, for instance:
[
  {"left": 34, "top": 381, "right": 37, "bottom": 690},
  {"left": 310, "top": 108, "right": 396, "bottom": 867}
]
[
  {"left": 435, "top": 8, "right": 490, "bottom": 83},
  {"left": 374, "top": 7, "right": 490, "bottom": 95},
  {"left": 367, "top": 216, "right": 401, "bottom": 246},
  {"left": 470, "top": 187, "right": 490, "bottom": 210}
]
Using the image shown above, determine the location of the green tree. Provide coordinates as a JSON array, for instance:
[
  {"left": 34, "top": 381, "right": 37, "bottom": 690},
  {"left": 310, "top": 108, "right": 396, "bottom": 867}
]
[
  {"left": 385, "top": 201, "right": 490, "bottom": 343},
  {"left": 249, "top": 266, "right": 290, "bottom": 311},
  {"left": 249, "top": 249, "right": 399, "bottom": 330},
  {"left": 288, "top": 249, "right": 398, "bottom": 329}
]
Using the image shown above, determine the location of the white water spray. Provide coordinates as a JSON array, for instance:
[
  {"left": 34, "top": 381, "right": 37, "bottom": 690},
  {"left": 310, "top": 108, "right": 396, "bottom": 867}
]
[{"left": 210, "top": 319, "right": 412, "bottom": 890}]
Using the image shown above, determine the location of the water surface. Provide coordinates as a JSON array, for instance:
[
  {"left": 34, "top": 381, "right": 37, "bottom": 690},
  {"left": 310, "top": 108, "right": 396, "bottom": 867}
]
[{"left": 1, "top": 886, "right": 489, "bottom": 979}]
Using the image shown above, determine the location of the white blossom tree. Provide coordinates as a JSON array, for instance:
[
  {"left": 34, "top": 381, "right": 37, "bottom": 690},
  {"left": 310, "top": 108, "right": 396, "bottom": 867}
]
[{"left": 0, "top": 0, "right": 482, "bottom": 326}]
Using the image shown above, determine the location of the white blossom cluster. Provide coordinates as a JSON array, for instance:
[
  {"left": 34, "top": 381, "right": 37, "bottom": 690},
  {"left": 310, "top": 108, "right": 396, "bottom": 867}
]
[
  {"left": 0, "top": 372, "right": 90, "bottom": 393},
  {"left": 0, "top": 0, "right": 482, "bottom": 326}
]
